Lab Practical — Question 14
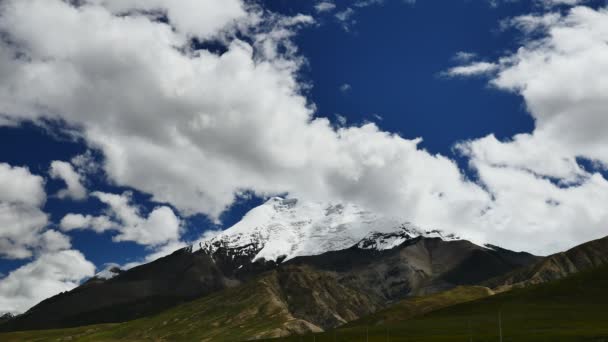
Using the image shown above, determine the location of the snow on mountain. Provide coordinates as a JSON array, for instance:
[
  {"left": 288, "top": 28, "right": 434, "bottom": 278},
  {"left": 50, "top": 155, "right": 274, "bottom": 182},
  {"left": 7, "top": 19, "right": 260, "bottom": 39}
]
[
  {"left": 94, "top": 265, "right": 123, "bottom": 280},
  {"left": 195, "top": 197, "right": 459, "bottom": 263},
  {"left": 356, "top": 226, "right": 460, "bottom": 251}
]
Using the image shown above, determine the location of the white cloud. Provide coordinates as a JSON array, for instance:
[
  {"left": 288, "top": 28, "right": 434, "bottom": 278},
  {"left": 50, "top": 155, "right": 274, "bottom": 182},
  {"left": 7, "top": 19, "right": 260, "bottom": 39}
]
[
  {"left": 453, "top": 5, "right": 608, "bottom": 253},
  {"left": 0, "top": 164, "right": 46, "bottom": 207},
  {"left": 60, "top": 213, "right": 114, "bottom": 233},
  {"left": 39, "top": 230, "right": 72, "bottom": 253},
  {"left": 0, "top": 250, "right": 95, "bottom": 314},
  {"left": 539, "top": 0, "right": 586, "bottom": 7},
  {"left": 0, "top": 204, "right": 49, "bottom": 259},
  {"left": 315, "top": 2, "right": 336, "bottom": 13},
  {"left": 89, "top": 0, "right": 249, "bottom": 40},
  {"left": 485, "top": 6, "right": 608, "bottom": 168},
  {"left": 0, "top": 163, "right": 63, "bottom": 259},
  {"left": 501, "top": 12, "right": 562, "bottom": 33},
  {"left": 354, "top": 0, "right": 385, "bottom": 7},
  {"left": 49, "top": 160, "right": 87, "bottom": 200},
  {"left": 60, "top": 192, "right": 182, "bottom": 247},
  {"left": 490, "top": 0, "right": 586, "bottom": 8},
  {"left": 444, "top": 61, "right": 499, "bottom": 77},
  {"left": 453, "top": 51, "right": 477, "bottom": 62},
  {"left": 335, "top": 114, "right": 347, "bottom": 127},
  {"left": 70, "top": 151, "right": 100, "bottom": 177},
  {"left": 335, "top": 8, "right": 356, "bottom": 30}
]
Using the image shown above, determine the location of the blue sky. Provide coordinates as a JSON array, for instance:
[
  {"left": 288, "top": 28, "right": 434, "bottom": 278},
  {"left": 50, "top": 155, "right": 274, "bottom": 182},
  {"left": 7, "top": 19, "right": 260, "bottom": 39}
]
[{"left": 1, "top": 0, "right": 608, "bottom": 313}]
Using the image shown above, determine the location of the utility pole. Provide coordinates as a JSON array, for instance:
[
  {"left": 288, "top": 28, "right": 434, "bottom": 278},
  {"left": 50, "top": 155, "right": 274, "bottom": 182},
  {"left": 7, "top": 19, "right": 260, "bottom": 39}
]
[
  {"left": 468, "top": 319, "right": 473, "bottom": 342},
  {"left": 366, "top": 326, "right": 369, "bottom": 342},
  {"left": 498, "top": 311, "right": 503, "bottom": 342}
]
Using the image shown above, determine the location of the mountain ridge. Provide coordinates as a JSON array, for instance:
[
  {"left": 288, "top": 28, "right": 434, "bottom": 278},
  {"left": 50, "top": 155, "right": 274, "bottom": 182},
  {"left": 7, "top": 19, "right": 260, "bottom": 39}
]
[
  {"left": 485, "top": 234, "right": 608, "bottom": 290},
  {"left": 0, "top": 198, "right": 539, "bottom": 333}
]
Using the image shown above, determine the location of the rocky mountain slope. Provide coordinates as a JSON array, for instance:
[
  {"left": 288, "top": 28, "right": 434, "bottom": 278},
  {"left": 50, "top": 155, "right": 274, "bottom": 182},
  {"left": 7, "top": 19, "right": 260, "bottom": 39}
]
[
  {"left": 316, "top": 264, "right": 608, "bottom": 342},
  {"left": 0, "top": 314, "right": 14, "bottom": 325},
  {"left": 3, "top": 263, "right": 608, "bottom": 341},
  {"left": 486, "top": 235, "right": 608, "bottom": 290}
]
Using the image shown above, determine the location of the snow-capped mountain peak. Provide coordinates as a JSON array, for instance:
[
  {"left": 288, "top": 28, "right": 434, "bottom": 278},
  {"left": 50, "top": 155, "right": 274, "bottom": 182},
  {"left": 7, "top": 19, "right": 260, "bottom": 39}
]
[
  {"left": 195, "top": 197, "right": 457, "bottom": 263},
  {"left": 356, "top": 224, "right": 460, "bottom": 251}
]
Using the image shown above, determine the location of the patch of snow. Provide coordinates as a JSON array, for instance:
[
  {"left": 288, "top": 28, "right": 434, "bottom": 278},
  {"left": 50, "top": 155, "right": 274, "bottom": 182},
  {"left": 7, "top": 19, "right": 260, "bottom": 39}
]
[{"left": 94, "top": 264, "right": 122, "bottom": 280}]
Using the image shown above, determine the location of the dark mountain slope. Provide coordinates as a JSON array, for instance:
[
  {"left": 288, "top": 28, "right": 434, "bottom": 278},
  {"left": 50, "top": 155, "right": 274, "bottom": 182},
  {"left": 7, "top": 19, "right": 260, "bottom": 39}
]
[
  {"left": 288, "top": 237, "right": 539, "bottom": 304},
  {"left": 486, "top": 235, "right": 608, "bottom": 290}
]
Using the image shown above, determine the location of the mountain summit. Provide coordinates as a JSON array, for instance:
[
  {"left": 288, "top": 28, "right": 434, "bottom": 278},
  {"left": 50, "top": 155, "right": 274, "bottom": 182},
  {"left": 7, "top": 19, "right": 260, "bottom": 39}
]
[{"left": 196, "top": 197, "right": 459, "bottom": 263}]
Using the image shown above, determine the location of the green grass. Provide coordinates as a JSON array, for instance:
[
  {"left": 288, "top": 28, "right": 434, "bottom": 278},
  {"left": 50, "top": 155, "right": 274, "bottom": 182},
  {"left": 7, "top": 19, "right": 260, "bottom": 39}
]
[
  {"left": 268, "top": 265, "right": 608, "bottom": 342},
  {"left": 342, "top": 286, "right": 494, "bottom": 328}
]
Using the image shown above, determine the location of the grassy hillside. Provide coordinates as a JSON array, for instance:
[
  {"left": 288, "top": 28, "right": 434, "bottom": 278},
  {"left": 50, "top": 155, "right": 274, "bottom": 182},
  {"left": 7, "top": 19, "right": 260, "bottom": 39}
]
[
  {"left": 342, "top": 286, "right": 493, "bottom": 328},
  {"left": 270, "top": 264, "right": 608, "bottom": 341},
  {"left": 0, "top": 271, "right": 309, "bottom": 342}
]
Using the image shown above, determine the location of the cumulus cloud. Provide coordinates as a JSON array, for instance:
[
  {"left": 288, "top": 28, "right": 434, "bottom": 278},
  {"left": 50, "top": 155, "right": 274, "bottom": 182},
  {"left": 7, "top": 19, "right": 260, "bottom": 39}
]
[
  {"left": 0, "top": 163, "right": 46, "bottom": 207},
  {"left": 452, "top": 5, "right": 608, "bottom": 252},
  {"left": 0, "top": 250, "right": 95, "bottom": 314},
  {"left": 0, "top": 164, "right": 91, "bottom": 313},
  {"left": 0, "top": 163, "right": 63, "bottom": 259},
  {"left": 88, "top": 0, "right": 249, "bottom": 40},
  {"left": 49, "top": 160, "right": 87, "bottom": 200},
  {"left": 60, "top": 213, "right": 114, "bottom": 233},
  {"left": 60, "top": 192, "right": 182, "bottom": 246}
]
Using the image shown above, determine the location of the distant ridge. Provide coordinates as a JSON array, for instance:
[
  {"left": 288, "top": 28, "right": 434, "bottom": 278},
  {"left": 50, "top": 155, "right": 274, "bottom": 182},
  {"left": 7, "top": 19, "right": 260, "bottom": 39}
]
[{"left": 486, "top": 235, "right": 608, "bottom": 290}]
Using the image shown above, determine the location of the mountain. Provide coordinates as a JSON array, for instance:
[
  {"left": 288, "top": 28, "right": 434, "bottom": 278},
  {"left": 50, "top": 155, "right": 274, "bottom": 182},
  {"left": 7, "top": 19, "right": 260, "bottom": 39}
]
[
  {"left": 3, "top": 263, "right": 608, "bottom": 341},
  {"left": 486, "top": 235, "right": 608, "bottom": 290},
  {"left": 0, "top": 314, "right": 14, "bottom": 325},
  {"left": 0, "top": 240, "right": 538, "bottom": 341},
  {"left": 0, "top": 198, "right": 539, "bottom": 333},
  {"left": 0, "top": 237, "right": 537, "bottom": 334},
  {"left": 310, "top": 264, "right": 608, "bottom": 342}
]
